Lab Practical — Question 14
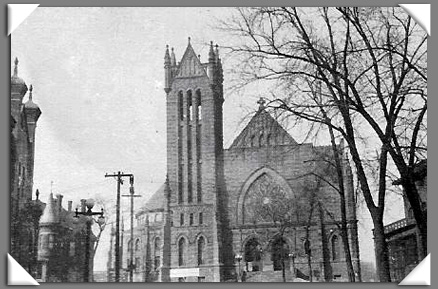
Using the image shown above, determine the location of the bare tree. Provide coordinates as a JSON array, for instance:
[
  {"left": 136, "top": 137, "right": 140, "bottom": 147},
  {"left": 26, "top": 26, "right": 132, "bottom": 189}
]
[
  {"left": 220, "top": 7, "right": 427, "bottom": 282},
  {"left": 90, "top": 196, "right": 112, "bottom": 266}
]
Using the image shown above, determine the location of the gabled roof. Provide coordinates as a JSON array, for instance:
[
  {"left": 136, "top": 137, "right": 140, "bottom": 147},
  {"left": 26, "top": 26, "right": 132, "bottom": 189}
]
[
  {"left": 229, "top": 108, "right": 297, "bottom": 149},
  {"left": 136, "top": 183, "right": 165, "bottom": 216},
  {"left": 174, "top": 42, "right": 207, "bottom": 78}
]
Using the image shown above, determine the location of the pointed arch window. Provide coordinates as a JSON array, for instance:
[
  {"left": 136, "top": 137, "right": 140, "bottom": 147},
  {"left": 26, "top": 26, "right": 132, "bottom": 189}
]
[
  {"left": 267, "top": 134, "right": 272, "bottom": 146},
  {"left": 259, "top": 133, "right": 264, "bottom": 146},
  {"left": 250, "top": 135, "right": 256, "bottom": 147},
  {"left": 154, "top": 237, "right": 161, "bottom": 270},
  {"left": 331, "top": 235, "right": 341, "bottom": 261},
  {"left": 196, "top": 89, "right": 202, "bottom": 121},
  {"left": 197, "top": 236, "right": 205, "bottom": 265},
  {"left": 178, "top": 91, "right": 184, "bottom": 120},
  {"left": 135, "top": 239, "right": 140, "bottom": 251},
  {"left": 187, "top": 90, "right": 193, "bottom": 121},
  {"left": 178, "top": 237, "right": 187, "bottom": 266},
  {"left": 48, "top": 235, "right": 54, "bottom": 249}
]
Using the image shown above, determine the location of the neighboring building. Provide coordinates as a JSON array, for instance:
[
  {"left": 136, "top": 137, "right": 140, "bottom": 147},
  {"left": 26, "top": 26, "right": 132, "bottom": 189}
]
[
  {"left": 109, "top": 40, "right": 361, "bottom": 282},
  {"left": 10, "top": 58, "right": 44, "bottom": 277},
  {"left": 384, "top": 160, "right": 427, "bottom": 282},
  {"left": 37, "top": 195, "right": 97, "bottom": 282}
]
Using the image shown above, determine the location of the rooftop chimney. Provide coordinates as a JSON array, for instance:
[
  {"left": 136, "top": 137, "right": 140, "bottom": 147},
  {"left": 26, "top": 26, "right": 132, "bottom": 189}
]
[
  {"left": 80, "top": 199, "right": 86, "bottom": 213},
  {"left": 68, "top": 200, "right": 72, "bottom": 212}
]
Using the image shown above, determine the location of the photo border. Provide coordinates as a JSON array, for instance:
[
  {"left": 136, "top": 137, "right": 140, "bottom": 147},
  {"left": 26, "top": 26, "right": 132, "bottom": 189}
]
[{"left": 1, "top": 0, "right": 433, "bottom": 288}]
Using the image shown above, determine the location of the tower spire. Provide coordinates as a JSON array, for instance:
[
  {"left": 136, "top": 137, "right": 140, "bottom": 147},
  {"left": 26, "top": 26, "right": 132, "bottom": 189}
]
[
  {"left": 13, "top": 57, "right": 19, "bottom": 77},
  {"left": 171, "top": 47, "right": 176, "bottom": 67},
  {"left": 208, "top": 41, "right": 215, "bottom": 62},
  {"left": 215, "top": 44, "right": 220, "bottom": 61},
  {"left": 29, "top": 84, "right": 33, "bottom": 101},
  {"left": 164, "top": 45, "right": 172, "bottom": 93},
  {"left": 164, "top": 45, "right": 171, "bottom": 65}
]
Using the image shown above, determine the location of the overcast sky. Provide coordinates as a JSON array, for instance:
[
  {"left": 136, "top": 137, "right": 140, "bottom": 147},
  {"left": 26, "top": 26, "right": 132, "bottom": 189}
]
[{"left": 11, "top": 7, "right": 408, "bottom": 272}]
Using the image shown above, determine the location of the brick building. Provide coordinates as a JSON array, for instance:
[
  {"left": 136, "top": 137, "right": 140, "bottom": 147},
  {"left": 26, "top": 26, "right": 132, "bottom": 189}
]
[
  {"left": 111, "top": 40, "right": 361, "bottom": 282},
  {"left": 10, "top": 58, "right": 44, "bottom": 277},
  {"left": 383, "top": 160, "right": 427, "bottom": 282},
  {"left": 10, "top": 59, "right": 97, "bottom": 282}
]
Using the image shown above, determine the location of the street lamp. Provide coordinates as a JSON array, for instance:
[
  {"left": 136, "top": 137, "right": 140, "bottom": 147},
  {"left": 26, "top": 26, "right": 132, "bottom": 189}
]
[
  {"left": 235, "top": 253, "right": 243, "bottom": 282},
  {"left": 74, "top": 198, "right": 105, "bottom": 282},
  {"left": 288, "top": 252, "right": 296, "bottom": 279}
]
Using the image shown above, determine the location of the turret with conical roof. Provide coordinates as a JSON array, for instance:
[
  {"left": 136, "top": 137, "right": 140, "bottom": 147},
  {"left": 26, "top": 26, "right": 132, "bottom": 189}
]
[{"left": 38, "top": 193, "right": 59, "bottom": 262}]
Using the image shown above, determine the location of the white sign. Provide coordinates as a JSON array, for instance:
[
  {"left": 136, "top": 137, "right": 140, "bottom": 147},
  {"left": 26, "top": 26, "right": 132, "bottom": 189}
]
[{"left": 170, "top": 268, "right": 200, "bottom": 278}]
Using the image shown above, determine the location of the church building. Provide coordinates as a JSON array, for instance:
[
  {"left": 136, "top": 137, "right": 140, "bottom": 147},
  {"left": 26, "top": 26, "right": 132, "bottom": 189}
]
[{"left": 112, "top": 39, "right": 361, "bottom": 282}]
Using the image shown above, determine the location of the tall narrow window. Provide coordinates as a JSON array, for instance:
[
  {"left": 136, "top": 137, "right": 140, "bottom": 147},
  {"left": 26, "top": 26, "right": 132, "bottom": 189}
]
[
  {"left": 178, "top": 92, "right": 183, "bottom": 204},
  {"left": 187, "top": 90, "right": 193, "bottom": 121},
  {"left": 199, "top": 212, "right": 203, "bottom": 225},
  {"left": 267, "top": 134, "right": 272, "bottom": 146},
  {"left": 197, "top": 236, "right": 205, "bottom": 265},
  {"left": 48, "top": 235, "right": 54, "bottom": 249},
  {"left": 180, "top": 213, "right": 185, "bottom": 226},
  {"left": 250, "top": 135, "right": 255, "bottom": 147},
  {"left": 178, "top": 165, "right": 183, "bottom": 204},
  {"left": 331, "top": 235, "right": 340, "bottom": 261},
  {"left": 187, "top": 92, "right": 193, "bottom": 203},
  {"left": 189, "top": 213, "right": 194, "bottom": 225},
  {"left": 196, "top": 89, "right": 202, "bottom": 121},
  {"left": 154, "top": 237, "right": 161, "bottom": 270},
  {"left": 178, "top": 91, "right": 184, "bottom": 120},
  {"left": 135, "top": 258, "right": 140, "bottom": 272},
  {"left": 259, "top": 133, "right": 264, "bottom": 146},
  {"left": 196, "top": 95, "right": 202, "bottom": 203},
  {"left": 170, "top": 211, "right": 174, "bottom": 227},
  {"left": 178, "top": 238, "right": 186, "bottom": 266},
  {"left": 135, "top": 239, "right": 140, "bottom": 251}
]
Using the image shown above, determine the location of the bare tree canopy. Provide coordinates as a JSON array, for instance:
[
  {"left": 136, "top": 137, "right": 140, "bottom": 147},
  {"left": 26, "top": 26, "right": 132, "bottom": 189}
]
[{"left": 221, "top": 7, "right": 427, "bottom": 282}]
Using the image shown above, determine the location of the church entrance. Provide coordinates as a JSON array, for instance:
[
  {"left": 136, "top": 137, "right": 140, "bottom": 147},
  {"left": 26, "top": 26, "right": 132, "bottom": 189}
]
[
  {"left": 271, "top": 237, "right": 290, "bottom": 271},
  {"left": 244, "top": 238, "right": 262, "bottom": 272}
]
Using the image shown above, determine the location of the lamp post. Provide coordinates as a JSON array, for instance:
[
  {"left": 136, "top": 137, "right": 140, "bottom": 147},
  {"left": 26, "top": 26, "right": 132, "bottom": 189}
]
[
  {"left": 235, "top": 253, "right": 243, "bottom": 282},
  {"left": 74, "top": 199, "right": 105, "bottom": 282},
  {"left": 288, "top": 252, "right": 296, "bottom": 280}
]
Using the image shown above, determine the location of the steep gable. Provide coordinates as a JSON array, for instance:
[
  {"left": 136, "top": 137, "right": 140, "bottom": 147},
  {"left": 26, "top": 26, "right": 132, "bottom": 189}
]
[
  {"left": 229, "top": 108, "right": 297, "bottom": 149},
  {"left": 136, "top": 183, "right": 165, "bottom": 215},
  {"left": 175, "top": 42, "right": 207, "bottom": 78}
]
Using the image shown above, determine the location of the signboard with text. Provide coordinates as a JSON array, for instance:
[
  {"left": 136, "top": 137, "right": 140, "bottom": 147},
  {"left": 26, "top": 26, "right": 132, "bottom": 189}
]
[{"left": 170, "top": 268, "right": 200, "bottom": 278}]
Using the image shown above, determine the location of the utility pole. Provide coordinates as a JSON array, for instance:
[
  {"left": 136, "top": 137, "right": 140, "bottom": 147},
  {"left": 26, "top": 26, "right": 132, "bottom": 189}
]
[
  {"left": 105, "top": 171, "right": 133, "bottom": 283},
  {"left": 122, "top": 176, "right": 142, "bottom": 282}
]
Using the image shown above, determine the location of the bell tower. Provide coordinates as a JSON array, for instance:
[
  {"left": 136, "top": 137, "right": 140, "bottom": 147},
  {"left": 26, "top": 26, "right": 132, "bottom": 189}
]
[{"left": 162, "top": 38, "right": 225, "bottom": 282}]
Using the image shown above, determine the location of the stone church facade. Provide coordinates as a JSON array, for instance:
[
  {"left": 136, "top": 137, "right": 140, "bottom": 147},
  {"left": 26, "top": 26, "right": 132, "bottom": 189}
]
[{"left": 113, "top": 40, "right": 361, "bottom": 282}]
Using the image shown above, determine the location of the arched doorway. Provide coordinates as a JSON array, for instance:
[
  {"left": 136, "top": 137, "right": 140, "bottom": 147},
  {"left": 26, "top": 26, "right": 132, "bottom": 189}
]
[
  {"left": 271, "top": 237, "right": 290, "bottom": 271},
  {"left": 244, "top": 238, "right": 262, "bottom": 272}
]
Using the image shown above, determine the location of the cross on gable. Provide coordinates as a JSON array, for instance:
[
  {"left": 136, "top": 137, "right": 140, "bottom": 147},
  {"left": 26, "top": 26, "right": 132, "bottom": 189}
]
[{"left": 257, "top": 97, "right": 266, "bottom": 110}]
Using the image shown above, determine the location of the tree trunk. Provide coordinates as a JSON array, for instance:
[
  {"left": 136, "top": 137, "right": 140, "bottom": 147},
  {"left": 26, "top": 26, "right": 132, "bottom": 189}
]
[
  {"left": 326, "top": 118, "right": 356, "bottom": 282},
  {"left": 401, "top": 176, "right": 427, "bottom": 259},
  {"left": 373, "top": 218, "right": 391, "bottom": 282}
]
